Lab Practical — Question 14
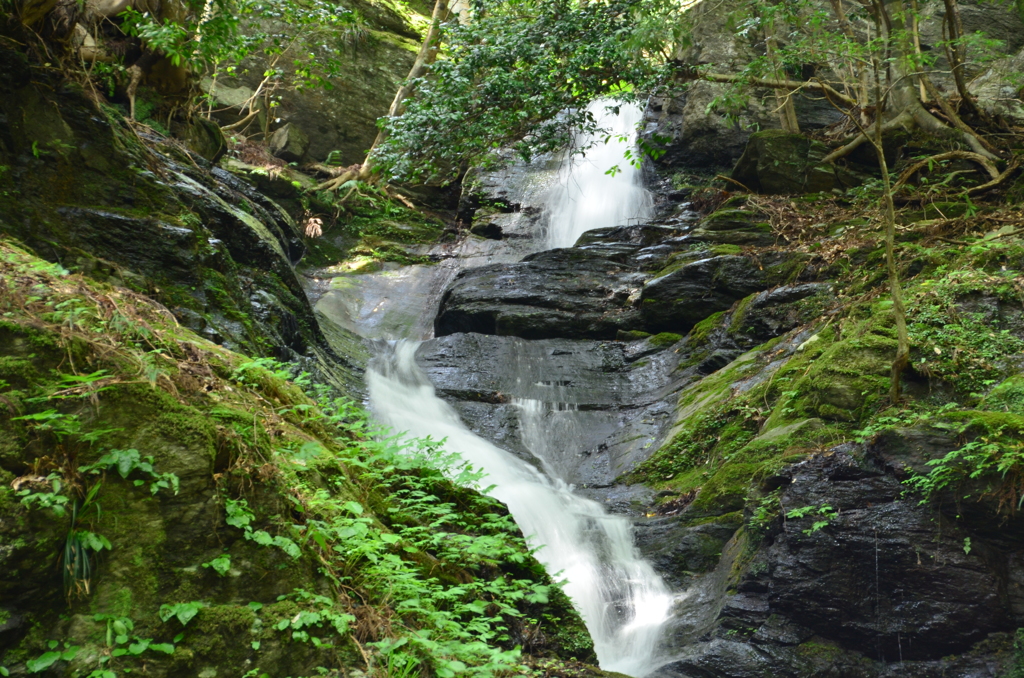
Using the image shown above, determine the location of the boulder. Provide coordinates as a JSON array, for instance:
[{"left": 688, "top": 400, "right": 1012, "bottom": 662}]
[
  {"left": 434, "top": 248, "right": 647, "bottom": 340},
  {"left": 640, "top": 255, "right": 772, "bottom": 332},
  {"left": 181, "top": 116, "right": 227, "bottom": 163},
  {"left": 687, "top": 207, "right": 776, "bottom": 246},
  {"left": 269, "top": 122, "right": 310, "bottom": 163},
  {"left": 731, "top": 130, "right": 852, "bottom": 194}
]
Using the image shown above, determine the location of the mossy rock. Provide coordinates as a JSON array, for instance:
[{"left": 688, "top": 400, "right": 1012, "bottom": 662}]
[
  {"left": 982, "top": 373, "right": 1024, "bottom": 414},
  {"left": 731, "top": 130, "right": 854, "bottom": 195}
]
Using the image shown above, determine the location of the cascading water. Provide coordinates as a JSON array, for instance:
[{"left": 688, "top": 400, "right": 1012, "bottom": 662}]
[
  {"left": 367, "top": 343, "right": 673, "bottom": 676},
  {"left": 359, "top": 100, "right": 676, "bottom": 676},
  {"left": 545, "top": 101, "right": 655, "bottom": 249}
]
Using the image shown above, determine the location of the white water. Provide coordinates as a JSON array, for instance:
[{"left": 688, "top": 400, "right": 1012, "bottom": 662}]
[
  {"left": 367, "top": 342, "right": 672, "bottom": 676},
  {"left": 545, "top": 101, "right": 655, "bottom": 249}
]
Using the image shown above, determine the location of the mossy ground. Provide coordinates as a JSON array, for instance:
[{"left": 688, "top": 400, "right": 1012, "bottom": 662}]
[{"left": 299, "top": 193, "right": 446, "bottom": 273}]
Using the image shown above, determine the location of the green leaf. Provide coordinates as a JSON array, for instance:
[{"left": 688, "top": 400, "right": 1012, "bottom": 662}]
[
  {"left": 26, "top": 651, "right": 62, "bottom": 673},
  {"left": 159, "top": 602, "right": 204, "bottom": 626},
  {"left": 250, "top": 530, "right": 273, "bottom": 546},
  {"left": 128, "top": 639, "right": 150, "bottom": 655},
  {"left": 148, "top": 643, "right": 175, "bottom": 655},
  {"left": 203, "top": 554, "right": 232, "bottom": 576}
]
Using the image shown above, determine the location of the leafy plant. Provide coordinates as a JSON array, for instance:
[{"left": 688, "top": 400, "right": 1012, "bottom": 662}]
[
  {"left": 202, "top": 554, "right": 232, "bottom": 576},
  {"left": 904, "top": 426, "right": 1024, "bottom": 514},
  {"left": 786, "top": 504, "right": 837, "bottom": 535},
  {"left": 159, "top": 602, "right": 207, "bottom": 627},
  {"left": 80, "top": 448, "right": 180, "bottom": 496},
  {"left": 26, "top": 642, "right": 79, "bottom": 673}
]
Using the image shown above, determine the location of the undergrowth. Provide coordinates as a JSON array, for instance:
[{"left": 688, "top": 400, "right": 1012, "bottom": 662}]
[{"left": 0, "top": 237, "right": 592, "bottom": 678}]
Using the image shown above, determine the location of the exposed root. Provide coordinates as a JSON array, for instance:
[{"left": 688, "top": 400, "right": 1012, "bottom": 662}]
[
  {"left": 892, "top": 150, "right": 1000, "bottom": 192},
  {"left": 316, "top": 167, "right": 360, "bottom": 192}
]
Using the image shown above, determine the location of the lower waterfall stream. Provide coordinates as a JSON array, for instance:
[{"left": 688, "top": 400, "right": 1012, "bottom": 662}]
[
  {"left": 358, "top": 101, "right": 675, "bottom": 676},
  {"left": 367, "top": 342, "right": 673, "bottom": 675}
]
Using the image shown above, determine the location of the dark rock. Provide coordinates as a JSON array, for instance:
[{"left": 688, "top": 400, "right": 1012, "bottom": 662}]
[
  {"left": 269, "top": 122, "right": 310, "bottom": 163},
  {"left": 416, "top": 333, "right": 687, "bottom": 484},
  {"left": 640, "top": 255, "right": 772, "bottom": 333},
  {"left": 0, "top": 64, "right": 364, "bottom": 392},
  {"left": 470, "top": 220, "right": 504, "bottom": 240},
  {"left": 181, "top": 116, "right": 227, "bottom": 163},
  {"left": 434, "top": 248, "right": 647, "bottom": 340},
  {"left": 686, "top": 207, "right": 776, "bottom": 246},
  {"left": 633, "top": 513, "right": 743, "bottom": 588},
  {"left": 659, "top": 443, "right": 1023, "bottom": 676},
  {"left": 731, "top": 130, "right": 856, "bottom": 195}
]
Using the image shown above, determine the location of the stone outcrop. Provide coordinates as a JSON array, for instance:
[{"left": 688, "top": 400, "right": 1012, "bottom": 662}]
[
  {"left": 0, "top": 48, "right": 366, "bottom": 392},
  {"left": 209, "top": 7, "right": 423, "bottom": 164},
  {"left": 434, "top": 247, "right": 649, "bottom": 340}
]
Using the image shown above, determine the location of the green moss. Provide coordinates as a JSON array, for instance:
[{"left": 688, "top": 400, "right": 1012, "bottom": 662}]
[
  {"left": 764, "top": 253, "right": 810, "bottom": 286},
  {"left": 982, "top": 374, "right": 1024, "bottom": 415},
  {"left": 711, "top": 244, "right": 743, "bottom": 256},
  {"left": 688, "top": 311, "right": 726, "bottom": 347},
  {"left": 943, "top": 409, "right": 1024, "bottom": 436},
  {"left": 616, "top": 329, "right": 651, "bottom": 341},
  {"left": 727, "top": 293, "right": 757, "bottom": 335},
  {"left": 649, "top": 332, "right": 683, "bottom": 347}
]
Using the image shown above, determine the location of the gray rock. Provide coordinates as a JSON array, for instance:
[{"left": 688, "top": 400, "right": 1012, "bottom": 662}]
[
  {"left": 434, "top": 247, "right": 648, "bottom": 340},
  {"left": 639, "top": 255, "right": 772, "bottom": 332},
  {"left": 269, "top": 122, "right": 310, "bottom": 163}
]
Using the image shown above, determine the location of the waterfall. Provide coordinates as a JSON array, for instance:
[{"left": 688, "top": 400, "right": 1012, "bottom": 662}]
[
  {"left": 367, "top": 342, "right": 673, "bottom": 676},
  {"left": 356, "top": 102, "right": 675, "bottom": 676},
  {"left": 545, "top": 101, "right": 655, "bottom": 249}
]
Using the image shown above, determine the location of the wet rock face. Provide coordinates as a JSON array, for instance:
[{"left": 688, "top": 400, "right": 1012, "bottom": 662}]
[
  {"left": 416, "top": 333, "right": 685, "bottom": 484},
  {"left": 434, "top": 216, "right": 810, "bottom": 340},
  {"left": 640, "top": 255, "right": 774, "bottom": 333},
  {"left": 434, "top": 247, "right": 648, "bottom": 340},
  {"left": 654, "top": 441, "right": 1024, "bottom": 678},
  {"left": 0, "top": 62, "right": 356, "bottom": 374}
]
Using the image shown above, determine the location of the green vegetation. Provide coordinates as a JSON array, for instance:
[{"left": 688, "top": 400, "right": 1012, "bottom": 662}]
[
  {"left": 628, "top": 212, "right": 1024, "bottom": 533},
  {"left": 0, "top": 238, "right": 592, "bottom": 676}
]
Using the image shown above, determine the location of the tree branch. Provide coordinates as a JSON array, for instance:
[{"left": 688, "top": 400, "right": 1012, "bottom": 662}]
[{"left": 691, "top": 72, "right": 859, "bottom": 108}]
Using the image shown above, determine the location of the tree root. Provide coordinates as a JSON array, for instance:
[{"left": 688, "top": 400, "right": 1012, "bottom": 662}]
[
  {"left": 316, "top": 168, "right": 360, "bottom": 192},
  {"left": 821, "top": 110, "right": 914, "bottom": 164},
  {"left": 822, "top": 102, "right": 1001, "bottom": 166},
  {"left": 892, "top": 150, "right": 1000, "bottom": 191},
  {"left": 966, "top": 158, "right": 1020, "bottom": 195}
]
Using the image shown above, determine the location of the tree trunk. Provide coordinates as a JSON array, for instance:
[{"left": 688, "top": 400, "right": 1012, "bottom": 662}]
[
  {"left": 940, "top": 0, "right": 984, "bottom": 119},
  {"left": 821, "top": 0, "right": 998, "bottom": 164},
  {"left": 829, "top": 0, "right": 870, "bottom": 106},
  {"left": 356, "top": 0, "right": 448, "bottom": 182},
  {"left": 868, "top": 52, "right": 911, "bottom": 402}
]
